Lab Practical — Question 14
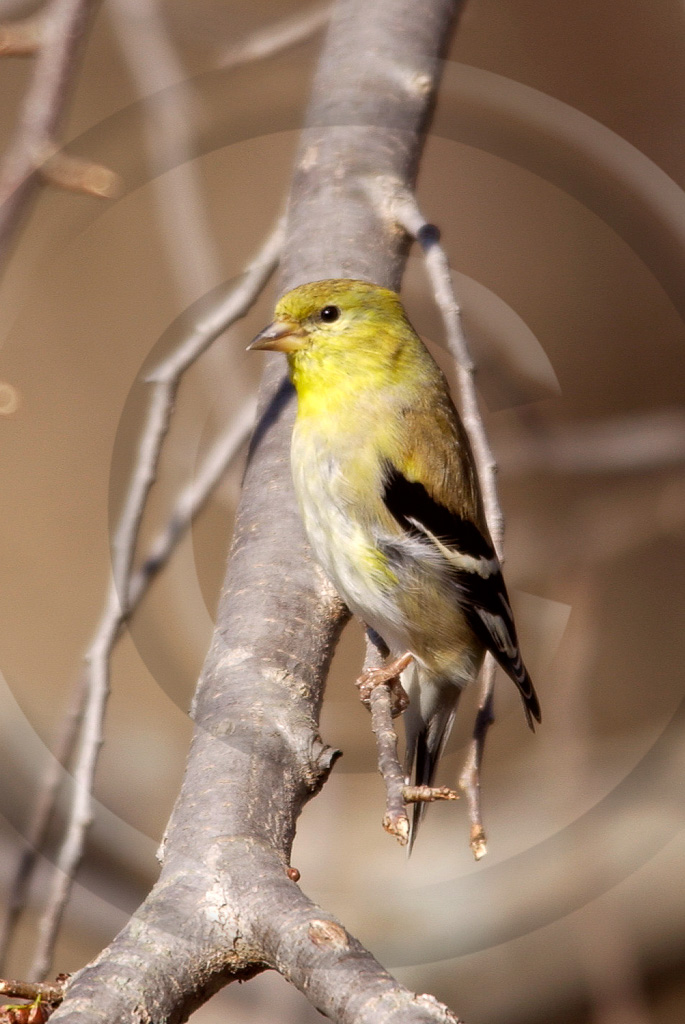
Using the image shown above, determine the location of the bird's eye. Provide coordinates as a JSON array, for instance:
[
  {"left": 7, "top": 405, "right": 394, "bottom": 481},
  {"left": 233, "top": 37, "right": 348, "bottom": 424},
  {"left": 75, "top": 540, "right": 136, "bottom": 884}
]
[{"left": 319, "top": 305, "right": 341, "bottom": 323}]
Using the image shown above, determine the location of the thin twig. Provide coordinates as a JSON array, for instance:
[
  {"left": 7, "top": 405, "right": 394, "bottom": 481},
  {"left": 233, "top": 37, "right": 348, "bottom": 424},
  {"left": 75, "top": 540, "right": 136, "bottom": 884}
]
[
  {"left": 403, "top": 785, "right": 459, "bottom": 804},
  {"left": 392, "top": 190, "right": 505, "bottom": 860},
  {"left": 217, "top": 1, "right": 330, "bottom": 70},
  {"left": 363, "top": 630, "right": 458, "bottom": 845},
  {"left": 30, "top": 225, "right": 283, "bottom": 979},
  {"left": 0, "top": 0, "right": 103, "bottom": 275},
  {"left": 369, "top": 685, "right": 409, "bottom": 843},
  {"left": 109, "top": 0, "right": 242, "bottom": 551},
  {"left": 364, "top": 630, "right": 409, "bottom": 843},
  {"left": 457, "top": 685, "right": 494, "bottom": 861},
  {"left": 1, "top": 403, "right": 254, "bottom": 968}
]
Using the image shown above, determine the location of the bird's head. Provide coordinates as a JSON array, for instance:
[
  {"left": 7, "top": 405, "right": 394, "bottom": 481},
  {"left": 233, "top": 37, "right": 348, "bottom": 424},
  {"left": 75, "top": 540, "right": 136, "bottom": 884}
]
[{"left": 248, "top": 280, "right": 413, "bottom": 394}]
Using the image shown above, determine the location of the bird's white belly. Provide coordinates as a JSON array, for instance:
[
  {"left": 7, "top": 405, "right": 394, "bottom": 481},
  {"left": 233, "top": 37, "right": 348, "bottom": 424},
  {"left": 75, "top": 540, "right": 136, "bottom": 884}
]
[{"left": 291, "top": 432, "right": 408, "bottom": 652}]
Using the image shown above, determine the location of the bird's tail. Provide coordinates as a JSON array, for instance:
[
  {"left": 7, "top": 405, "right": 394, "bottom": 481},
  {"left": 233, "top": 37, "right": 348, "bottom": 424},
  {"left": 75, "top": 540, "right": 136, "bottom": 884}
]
[{"left": 403, "top": 662, "right": 461, "bottom": 855}]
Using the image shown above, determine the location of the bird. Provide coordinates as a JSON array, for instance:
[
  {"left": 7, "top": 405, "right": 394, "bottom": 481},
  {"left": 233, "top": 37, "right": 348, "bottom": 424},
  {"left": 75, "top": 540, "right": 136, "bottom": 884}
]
[{"left": 249, "top": 279, "right": 540, "bottom": 847}]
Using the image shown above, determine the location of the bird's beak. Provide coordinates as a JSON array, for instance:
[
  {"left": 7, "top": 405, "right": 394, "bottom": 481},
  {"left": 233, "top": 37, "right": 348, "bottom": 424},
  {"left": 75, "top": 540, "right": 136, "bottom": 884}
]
[{"left": 247, "top": 318, "right": 306, "bottom": 353}]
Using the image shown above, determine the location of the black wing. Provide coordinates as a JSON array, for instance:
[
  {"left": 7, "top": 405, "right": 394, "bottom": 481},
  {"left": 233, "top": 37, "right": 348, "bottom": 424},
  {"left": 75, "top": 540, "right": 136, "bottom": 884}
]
[{"left": 382, "top": 464, "right": 541, "bottom": 728}]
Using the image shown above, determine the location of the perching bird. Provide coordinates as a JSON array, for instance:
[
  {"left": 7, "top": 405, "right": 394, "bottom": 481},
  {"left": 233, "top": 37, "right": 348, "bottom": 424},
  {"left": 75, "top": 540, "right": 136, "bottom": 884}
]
[{"left": 250, "top": 279, "right": 540, "bottom": 846}]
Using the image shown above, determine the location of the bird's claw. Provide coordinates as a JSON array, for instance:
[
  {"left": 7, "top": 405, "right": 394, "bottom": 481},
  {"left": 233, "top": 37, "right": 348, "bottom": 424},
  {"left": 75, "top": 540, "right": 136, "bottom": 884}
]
[{"left": 356, "top": 651, "right": 413, "bottom": 717}]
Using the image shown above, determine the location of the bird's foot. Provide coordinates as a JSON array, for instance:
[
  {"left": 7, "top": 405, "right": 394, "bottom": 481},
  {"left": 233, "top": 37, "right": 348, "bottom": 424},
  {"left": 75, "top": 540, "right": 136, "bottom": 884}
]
[{"left": 356, "top": 651, "right": 413, "bottom": 717}]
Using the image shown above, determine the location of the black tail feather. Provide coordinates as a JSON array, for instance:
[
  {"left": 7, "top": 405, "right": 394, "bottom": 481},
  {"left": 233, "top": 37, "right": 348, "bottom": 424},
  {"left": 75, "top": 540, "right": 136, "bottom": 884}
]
[
  {"left": 407, "top": 726, "right": 436, "bottom": 855},
  {"left": 405, "top": 683, "right": 461, "bottom": 855},
  {"left": 520, "top": 668, "right": 541, "bottom": 731}
]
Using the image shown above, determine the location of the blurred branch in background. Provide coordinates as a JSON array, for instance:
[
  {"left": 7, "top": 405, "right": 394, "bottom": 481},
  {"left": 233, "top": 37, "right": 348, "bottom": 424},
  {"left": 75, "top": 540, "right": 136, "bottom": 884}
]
[
  {"left": 217, "top": 1, "right": 330, "bottom": 72},
  {"left": 0, "top": 0, "right": 119, "bottom": 276},
  {"left": 108, "top": 0, "right": 221, "bottom": 305},
  {"left": 502, "top": 408, "right": 685, "bottom": 476},
  {"left": 126, "top": 393, "right": 258, "bottom": 608}
]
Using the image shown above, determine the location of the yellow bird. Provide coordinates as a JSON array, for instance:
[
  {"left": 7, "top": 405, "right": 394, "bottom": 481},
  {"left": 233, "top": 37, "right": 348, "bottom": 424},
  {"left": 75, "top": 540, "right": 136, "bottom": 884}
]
[{"left": 250, "top": 279, "right": 540, "bottom": 846}]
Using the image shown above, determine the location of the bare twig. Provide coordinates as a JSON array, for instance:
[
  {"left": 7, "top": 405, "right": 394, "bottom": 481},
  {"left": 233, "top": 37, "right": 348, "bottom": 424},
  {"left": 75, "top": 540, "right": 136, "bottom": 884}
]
[
  {"left": 364, "top": 630, "right": 410, "bottom": 843},
  {"left": 363, "top": 631, "right": 458, "bottom": 845},
  {"left": 457, "top": 686, "right": 494, "bottom": 861},
  {"left": 217, "top": 1, "right": 330, "bottom": 70},
  {"left": 30, "top": 225, "right": 283, "bottom": 979},
  {"left": 403, "top": 785, "right": 458, "bottom": 803},
  {"left": 108, "top": 0, "right": 240, "bottom": 543},
  {"left": 391, "top": 193, "right": 505, "bottom": 860},
  {"left": 0, "top": 0, "right": 104, "bottom": 275},
  {"left": 370, "top": 684, "right": 411, "bottom": 843}
]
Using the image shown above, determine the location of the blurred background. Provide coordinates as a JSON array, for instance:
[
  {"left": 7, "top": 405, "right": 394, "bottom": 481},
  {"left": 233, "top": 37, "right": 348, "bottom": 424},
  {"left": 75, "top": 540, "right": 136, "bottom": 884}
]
[{"left": 1, "top": 0, "right": 684, "bottom": 1022}]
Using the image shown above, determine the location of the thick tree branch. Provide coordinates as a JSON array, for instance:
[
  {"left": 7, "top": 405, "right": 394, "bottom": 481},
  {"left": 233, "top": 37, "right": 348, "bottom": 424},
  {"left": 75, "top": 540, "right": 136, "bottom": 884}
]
[
  {"left": 29, "top": 227, "right": 283, "bottom": 981},
  {"left": 48, "top": 1, "right": 464, "bottom": 1020}
]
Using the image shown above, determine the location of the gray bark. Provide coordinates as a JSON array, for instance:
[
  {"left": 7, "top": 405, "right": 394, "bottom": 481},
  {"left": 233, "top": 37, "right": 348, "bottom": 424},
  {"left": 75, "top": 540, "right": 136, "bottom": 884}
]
[{"left": 50, "top": 0, "right": 463, "bottom": 1020}]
